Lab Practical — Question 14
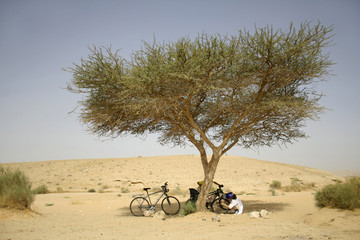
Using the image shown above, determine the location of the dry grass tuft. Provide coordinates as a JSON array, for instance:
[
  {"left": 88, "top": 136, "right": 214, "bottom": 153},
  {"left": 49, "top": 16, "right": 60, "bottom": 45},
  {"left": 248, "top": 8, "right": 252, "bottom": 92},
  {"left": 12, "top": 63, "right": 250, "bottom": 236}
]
[{"left": 0, "top": 167, "right": 34, "bottom": 210}]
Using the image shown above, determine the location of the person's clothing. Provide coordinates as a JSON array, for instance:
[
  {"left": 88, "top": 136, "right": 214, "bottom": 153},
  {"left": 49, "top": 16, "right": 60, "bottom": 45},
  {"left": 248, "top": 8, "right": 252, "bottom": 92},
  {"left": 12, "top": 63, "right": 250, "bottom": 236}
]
[
  {"left": 197, "top": 180, "right": 204, "bottom": 185},
  {"left": 229, "top": 198, "right": 243, "bottom": 214}
]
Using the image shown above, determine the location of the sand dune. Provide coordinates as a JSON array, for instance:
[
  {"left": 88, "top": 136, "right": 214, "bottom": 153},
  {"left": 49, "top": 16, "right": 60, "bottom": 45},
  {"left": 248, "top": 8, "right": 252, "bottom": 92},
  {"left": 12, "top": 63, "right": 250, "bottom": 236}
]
[{"left": 1, "top": 155, "right": 359, "bottom": 239}]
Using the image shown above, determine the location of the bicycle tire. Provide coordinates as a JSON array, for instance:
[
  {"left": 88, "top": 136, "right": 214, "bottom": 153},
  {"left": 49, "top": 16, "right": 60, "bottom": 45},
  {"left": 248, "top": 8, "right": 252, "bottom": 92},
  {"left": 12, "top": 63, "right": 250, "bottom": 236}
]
[
  {"left": 130, "top": 197, "right": 150, "bottom": 216},
  {"left": 211, "top": 197, "right": 230, "bottom": 214},
  {"left": 161, "top": 196, "right": 180, "bottom": 215}
]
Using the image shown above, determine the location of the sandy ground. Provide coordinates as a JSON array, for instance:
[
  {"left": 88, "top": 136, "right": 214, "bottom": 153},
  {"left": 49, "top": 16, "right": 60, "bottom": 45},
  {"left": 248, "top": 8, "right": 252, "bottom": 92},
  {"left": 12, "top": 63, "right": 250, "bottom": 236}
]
[{"left": 1, "top": 155, "right": 360, "bottom": 240}]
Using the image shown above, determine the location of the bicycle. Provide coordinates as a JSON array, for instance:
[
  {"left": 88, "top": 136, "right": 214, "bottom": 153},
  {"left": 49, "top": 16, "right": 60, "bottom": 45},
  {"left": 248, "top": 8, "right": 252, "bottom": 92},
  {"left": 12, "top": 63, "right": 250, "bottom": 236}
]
[
  {"left": 185, "top": 182, "right": 230, "bottom": 213},
  {"left": 129, "top": 182, "right": 180, "bottom": 216},
  {"left": 209, "top": 183, "right": 230, "bottom": 214}
]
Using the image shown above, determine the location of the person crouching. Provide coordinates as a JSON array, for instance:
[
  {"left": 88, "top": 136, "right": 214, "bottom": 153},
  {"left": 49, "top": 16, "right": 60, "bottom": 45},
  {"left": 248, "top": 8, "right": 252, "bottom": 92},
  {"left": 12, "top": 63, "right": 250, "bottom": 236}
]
[{"left": 221, "top": 192, "right": 243, "bottom": 215}]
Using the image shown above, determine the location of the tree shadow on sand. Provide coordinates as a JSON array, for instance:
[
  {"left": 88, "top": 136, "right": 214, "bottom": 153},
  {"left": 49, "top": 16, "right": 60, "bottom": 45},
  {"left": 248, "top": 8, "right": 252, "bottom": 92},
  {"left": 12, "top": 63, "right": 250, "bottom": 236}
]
[
  {"left": 119, "top": 200, "right": 289, "bottom": 217},
  {"left": 242, "top": 200, "right": 289, "bottom": 213}
]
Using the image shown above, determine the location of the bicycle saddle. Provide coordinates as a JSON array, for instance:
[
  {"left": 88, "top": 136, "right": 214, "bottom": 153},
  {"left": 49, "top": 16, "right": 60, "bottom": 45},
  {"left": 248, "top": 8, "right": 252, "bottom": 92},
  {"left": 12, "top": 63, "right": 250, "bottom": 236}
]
[{"left": 143, "top": 187, "right": 151, "bottom": 191}]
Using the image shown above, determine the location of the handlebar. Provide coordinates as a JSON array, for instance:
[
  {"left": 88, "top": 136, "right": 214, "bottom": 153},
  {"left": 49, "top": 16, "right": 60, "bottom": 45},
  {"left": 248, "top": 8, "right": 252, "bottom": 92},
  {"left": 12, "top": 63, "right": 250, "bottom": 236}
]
[
  {"left": 161, "top": 182, "right": 169, "bottom": 192},
  {"left": 208, "top": 183, "right": 224, "bottom": 196}
]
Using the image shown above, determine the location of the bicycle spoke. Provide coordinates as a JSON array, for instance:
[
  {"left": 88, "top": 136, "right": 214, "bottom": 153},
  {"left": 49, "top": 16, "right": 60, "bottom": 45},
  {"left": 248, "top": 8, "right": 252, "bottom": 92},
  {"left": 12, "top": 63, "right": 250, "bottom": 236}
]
[
  {"left": 161, "top": 196, "right": 180, "bottom": 215},
  {"left": 130, "top": 197, "right": 150, "bottom": 216}
]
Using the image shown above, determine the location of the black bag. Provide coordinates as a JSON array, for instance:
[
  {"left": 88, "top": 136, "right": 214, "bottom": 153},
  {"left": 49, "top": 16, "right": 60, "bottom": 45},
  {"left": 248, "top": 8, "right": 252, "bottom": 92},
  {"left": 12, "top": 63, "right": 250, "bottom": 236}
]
[{"left": 188, "top": 188, "right": 200, "bottom": 202}]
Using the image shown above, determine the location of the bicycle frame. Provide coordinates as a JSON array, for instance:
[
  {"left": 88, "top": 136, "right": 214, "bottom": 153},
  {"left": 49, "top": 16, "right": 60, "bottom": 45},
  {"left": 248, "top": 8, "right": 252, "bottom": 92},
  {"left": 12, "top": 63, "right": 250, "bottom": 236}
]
[
  {"left": 208, "top": 184, "right": 224, "bottom": 198},
  {"left": 144, "top": 189, "right": 168, "bottom": 207}
]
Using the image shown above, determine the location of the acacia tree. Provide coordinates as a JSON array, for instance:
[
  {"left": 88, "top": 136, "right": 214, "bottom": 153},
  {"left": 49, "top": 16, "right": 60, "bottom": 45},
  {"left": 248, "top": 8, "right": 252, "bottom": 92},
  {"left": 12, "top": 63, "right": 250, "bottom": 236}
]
[{"left": 67, "top": 22, "right": 333, "bottom": 210}]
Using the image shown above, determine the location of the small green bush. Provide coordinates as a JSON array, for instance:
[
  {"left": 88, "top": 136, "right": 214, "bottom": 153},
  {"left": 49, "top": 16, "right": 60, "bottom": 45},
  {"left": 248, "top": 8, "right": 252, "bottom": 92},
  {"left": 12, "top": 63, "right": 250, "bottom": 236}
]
[
  {"left": 0, "top": 166, "right": 34, "bottom": 210},
  {"left": 33, "top": 185, "right": 49, "bottom": 194},
  {"left": 270, "top": 180, "right": 282, "bottom": 189},
  {"left": 88, "top": 188, "right": 96, "bottom": 192},
  {"left": 179, "top": 201, "right": 197, "bottom": 216},
  {"left": 282, "top": 178, "right": 316, "bottom": 192},
  {"left": 269, "top": 189, "right": 278, "bottom": 196},
  {"left": 120, "top": 187, "right": 130, "bottom": 193},
  {"left": 315, "top": 177, "right": 360, "bottom": 210}
]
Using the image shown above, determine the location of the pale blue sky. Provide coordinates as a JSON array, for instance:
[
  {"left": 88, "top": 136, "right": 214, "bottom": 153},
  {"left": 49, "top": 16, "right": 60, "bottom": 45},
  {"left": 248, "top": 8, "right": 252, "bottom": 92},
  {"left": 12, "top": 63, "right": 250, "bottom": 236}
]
[{"left": 0, "top": 0, "right": 359, "bottom": 172}]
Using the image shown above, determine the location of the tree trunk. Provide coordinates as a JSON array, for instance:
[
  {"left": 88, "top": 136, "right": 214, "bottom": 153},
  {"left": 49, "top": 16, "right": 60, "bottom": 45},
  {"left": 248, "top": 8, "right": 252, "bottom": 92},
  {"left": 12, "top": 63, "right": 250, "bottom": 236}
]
[{"left": 197, "top": 152, "right": 221, "bottom": 211}]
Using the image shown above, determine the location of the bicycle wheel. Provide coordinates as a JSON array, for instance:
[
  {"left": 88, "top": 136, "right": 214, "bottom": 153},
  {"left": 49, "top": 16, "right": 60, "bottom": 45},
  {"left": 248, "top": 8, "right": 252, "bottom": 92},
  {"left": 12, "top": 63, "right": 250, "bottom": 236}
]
[
  {"left": 130, "top": 197, "right": 150, "bottom": 216},
  {"left": 211, "top": 197, "right": 230, "bottom": 214},
  {"left": 161, "top": 196, "right": 180, "bottom": 215}
]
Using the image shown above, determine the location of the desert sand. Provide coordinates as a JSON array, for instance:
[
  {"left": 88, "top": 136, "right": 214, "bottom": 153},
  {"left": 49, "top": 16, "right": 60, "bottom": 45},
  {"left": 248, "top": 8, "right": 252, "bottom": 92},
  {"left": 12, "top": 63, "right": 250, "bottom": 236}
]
[{"left": 1, "top": 155, "right": 359, "bottom": 240}]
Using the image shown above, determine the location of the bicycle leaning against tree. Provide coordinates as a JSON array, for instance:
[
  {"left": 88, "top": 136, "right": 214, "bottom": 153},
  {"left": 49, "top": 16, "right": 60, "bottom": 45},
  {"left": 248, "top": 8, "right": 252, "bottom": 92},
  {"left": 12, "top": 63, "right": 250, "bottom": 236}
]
[
  {"left": 186, "top": 182, "right": 231, "bottom": 214},
  {"left": 129, "top": 182, "right": 180, "bottom": 216}
]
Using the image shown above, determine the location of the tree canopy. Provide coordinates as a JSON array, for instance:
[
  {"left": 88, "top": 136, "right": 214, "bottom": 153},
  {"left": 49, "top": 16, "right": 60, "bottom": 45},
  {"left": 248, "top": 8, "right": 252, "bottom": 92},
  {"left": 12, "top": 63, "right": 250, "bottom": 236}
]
[{"left": 67, "top": 21, "right": 334, "bottom": 210}]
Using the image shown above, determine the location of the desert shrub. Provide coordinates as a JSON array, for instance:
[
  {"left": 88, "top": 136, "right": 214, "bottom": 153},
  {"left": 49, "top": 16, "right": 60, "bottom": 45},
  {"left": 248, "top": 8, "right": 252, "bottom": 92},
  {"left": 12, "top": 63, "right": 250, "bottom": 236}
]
[
  {"left": 179, "top": 201, "right": 197, "bottom": 216},
  {"left": 283, "top": 178, "right": 303, "bottom": 192},
  {"left": 120, "top": 187, "right": 130, "bottom": 193},
  {"left": 315, "top": 177, "right": 360, "bottom": 210},
  {"left": 88, "top": 188, "right": 96, "bottom": 193},
  {"left": 0, "top": 166, "right": 34, "bottom": 210},
  {"left": 33, "top": 185, "right": 49, "bottom": 194},
  {"left": 270, "top": 180, "right": 282, "bottom": 189},
  {"left": 269, "top": 189, "right": 278, "bottom": 196},
  {"left": 282, "top": 178, "right": 315, "bottom": 192}
]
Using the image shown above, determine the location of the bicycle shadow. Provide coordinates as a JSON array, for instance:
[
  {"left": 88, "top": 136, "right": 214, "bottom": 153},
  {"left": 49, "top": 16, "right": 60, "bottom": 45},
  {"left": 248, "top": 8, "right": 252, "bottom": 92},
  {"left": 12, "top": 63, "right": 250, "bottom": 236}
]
[
  {"left": 118, "top": 201, "right": 185, "bottom": 217},
  {"left": 118, "top": 203, "right": 164, "bottom": 217}
]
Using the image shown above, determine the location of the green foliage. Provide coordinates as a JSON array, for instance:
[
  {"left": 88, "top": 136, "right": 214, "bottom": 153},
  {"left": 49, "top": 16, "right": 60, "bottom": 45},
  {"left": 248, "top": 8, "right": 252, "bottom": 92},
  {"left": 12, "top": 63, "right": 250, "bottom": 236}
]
[
  {"left": 33, "top": 185, "right": 49, "bottom": 194},
  {"left": 179, "top": 201, "right": 197, "bottom": 216},
  {"left": 120, "top": 187, "right": 130, "bottom": 193},
  {"left": 67, "top": 22, "right": 334, "bottom": 151},
  {"left": 270, "top": 180, "right": 282, "bottom": 189},
  {"left": 88, "top": 188, "right": 96, "bottom": 193},
  {"left": 315, "top": 177, "right": 360, "bottom": 210},
  {"left": 0, "top": 166, "right": 34, "bottom": 210},
  {"left": 283, "top": 178, "right": 303, "bottom": 192},
  {"left": 282, "top": 178, "right": 315, "bottom": 192},
  {"left": 269, "top": 189, "right": 278, "bottom": 196}
]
